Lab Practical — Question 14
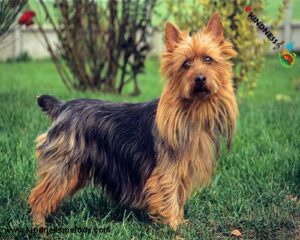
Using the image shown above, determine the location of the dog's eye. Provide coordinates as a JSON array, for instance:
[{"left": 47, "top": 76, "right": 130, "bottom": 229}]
[
  {"left": 182, "top": 60, "right": 192, "bottom": 69},
  {"left": 203, "top": 56, "right": 213, "bottom": 64}
]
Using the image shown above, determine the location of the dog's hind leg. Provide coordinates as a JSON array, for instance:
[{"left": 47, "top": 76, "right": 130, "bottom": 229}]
[
  {"left": 28, "top": 163, "right": 82, "bottom": 226},
  {"left": 28, "top": 133, "right": 85, "bottom": 226}
]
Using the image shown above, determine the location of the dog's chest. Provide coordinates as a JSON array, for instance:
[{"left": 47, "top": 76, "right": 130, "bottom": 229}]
[{"left": 181, "top": 130, "right": 216, "bottom": 189}]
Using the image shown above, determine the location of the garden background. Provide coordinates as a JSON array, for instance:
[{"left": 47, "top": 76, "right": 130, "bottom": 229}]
[{"left": 0, "top": 0, "right": 300, "bottom": 239}]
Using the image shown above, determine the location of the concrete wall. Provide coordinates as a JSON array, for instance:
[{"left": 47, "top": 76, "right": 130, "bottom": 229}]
[
  {"left": 1, "top": 23, "right": 299, "bottom": 61},
  {"left": 0, "top": 26, "right": 58, "bottom": 60}
]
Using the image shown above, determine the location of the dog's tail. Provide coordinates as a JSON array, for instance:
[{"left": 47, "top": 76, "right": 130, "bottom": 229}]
[{"left": 37, "top": 95, "right": 63, "bottom": 120}]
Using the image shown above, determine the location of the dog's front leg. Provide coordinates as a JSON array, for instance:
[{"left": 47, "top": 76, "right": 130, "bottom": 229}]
[{"left": 144, "top": 163, "right": 188, "bottom": 230}]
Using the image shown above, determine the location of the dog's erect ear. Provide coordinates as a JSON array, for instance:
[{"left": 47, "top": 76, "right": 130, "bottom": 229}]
[
  {"left": 204, "top": 12, "right": 224, "bottom": 40},
  {"left": 165, "top": 21, "right": 182, "bottom": 52}
]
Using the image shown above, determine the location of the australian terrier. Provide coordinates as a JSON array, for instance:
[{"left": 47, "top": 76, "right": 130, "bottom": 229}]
[{"left": 29, "top": 12, "right": 238, "bottom": 229}]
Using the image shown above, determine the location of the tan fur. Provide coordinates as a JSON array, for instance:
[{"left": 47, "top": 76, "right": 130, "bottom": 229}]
[
  {"left": 144, "top": 12, "right": 238, "bottom": 229},
  {"left": 29, "top": 131, "right": 86, "bottom": 226},
  {"left": 35, "top": 133, "right": 47, "bottom": 158}
]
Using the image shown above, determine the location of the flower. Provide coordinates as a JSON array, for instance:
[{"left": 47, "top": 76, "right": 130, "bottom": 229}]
[
  {"left": 18, "top": 11, "right": 36, "bottom": 26},
  {"left": 244, "top": 5, "right": 252, "bottom": 12}
]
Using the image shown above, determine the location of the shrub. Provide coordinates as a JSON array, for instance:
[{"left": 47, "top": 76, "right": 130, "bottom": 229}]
[
  {"left": 6, "top": 51, "right": 31, "bottom": 63},
  {"left": 36, "top": 0, "right": 156, "bottom": 95},
  {"left": 0, "top": 0, "right": 27, "bottom": 40}
]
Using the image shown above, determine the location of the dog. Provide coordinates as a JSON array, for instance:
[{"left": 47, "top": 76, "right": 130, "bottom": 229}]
[{"left": 28, "top": 12, "right": 238, "bottom": 230}]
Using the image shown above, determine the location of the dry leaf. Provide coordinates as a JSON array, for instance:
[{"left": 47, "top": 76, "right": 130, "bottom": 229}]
[
  {"left": 285, "top": 195, "right": 298, "bottom": 202},
  {"left": 175, "top": 236, "right": 184, "bottom": 240},
  {"left": 291, "top": 196, "right": 298, "bottom": 202},
  {"left": 230, "top": 229, "right": 242, "bottom": 238},
  {"left": 290, "top": 195, "right": 298, "bottom": 202}
]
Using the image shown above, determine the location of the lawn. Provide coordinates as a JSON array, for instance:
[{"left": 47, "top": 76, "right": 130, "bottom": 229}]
[{"left": 0, "top": 56, "right": 299, "bottom": 239}]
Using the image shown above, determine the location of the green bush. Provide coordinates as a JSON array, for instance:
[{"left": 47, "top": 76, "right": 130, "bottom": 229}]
[{"left": 6, "top": 51, "right": 32, "bottom": 63}]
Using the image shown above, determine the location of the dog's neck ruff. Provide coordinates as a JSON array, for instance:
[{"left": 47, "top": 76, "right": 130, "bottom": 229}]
[{"left": 156, "top": 88, "right": 235, "bottom": 147}]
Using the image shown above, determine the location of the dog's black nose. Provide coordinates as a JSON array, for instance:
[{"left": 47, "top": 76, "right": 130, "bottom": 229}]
[{"left": 195, "top": 74, "right": 206, "bottom": 85}]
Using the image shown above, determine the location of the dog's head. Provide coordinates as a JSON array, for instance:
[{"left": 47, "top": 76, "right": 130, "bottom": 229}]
[{"left": 160, "top": 12, "right": 237, "bottom": 101}]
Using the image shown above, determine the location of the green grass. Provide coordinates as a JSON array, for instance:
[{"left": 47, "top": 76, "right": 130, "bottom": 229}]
[{"left": 0, "top": 56, "right": 299, "bottom": 239}]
